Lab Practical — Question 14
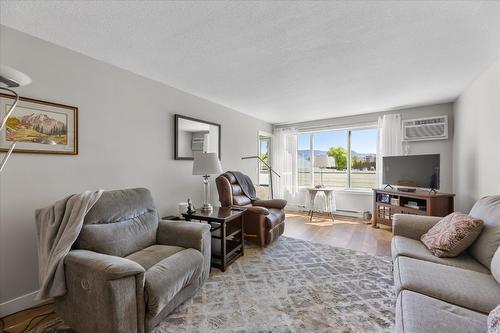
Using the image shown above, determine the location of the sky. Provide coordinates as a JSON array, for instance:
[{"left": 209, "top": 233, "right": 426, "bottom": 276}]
[{"left": 298, "top": 128, "right": 378, "bottom": 153}]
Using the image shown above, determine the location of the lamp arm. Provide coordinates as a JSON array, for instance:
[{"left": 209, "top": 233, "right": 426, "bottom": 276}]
[
  {"left": 0, "top": 142, "right": 16, "bottom": 173},
  {"left": 0, "top": 87, "right": 20, "bottom": 173},
  {"left": 242, "top": 155, "right": 280, "bottom": 178},
  {"left": 0, "top": 87, "right": 19, "bottom": 132}
]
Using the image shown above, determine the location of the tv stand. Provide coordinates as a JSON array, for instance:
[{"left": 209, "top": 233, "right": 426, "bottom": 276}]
[{"left": 372, "top": 188, "right": 455, "bottom": 228}]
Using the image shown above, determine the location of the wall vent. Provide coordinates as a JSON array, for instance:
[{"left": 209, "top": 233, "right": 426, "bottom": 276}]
[{"left": 402, "top": 115, "right": 448, "bottom": 141}]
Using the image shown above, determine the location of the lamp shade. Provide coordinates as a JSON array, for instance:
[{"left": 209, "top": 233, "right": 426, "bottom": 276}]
[
  {"left": 192, "top": 152, "right": 222, "bottom": 175},
  {"left": 0, "top": 65, "right": 32, "bottom": 88},
  {"left": 314, "top": 155, "right": 332, "bottom": 168}
]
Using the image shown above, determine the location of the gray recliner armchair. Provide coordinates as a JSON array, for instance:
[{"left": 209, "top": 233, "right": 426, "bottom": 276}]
[{"left": 55, "top": 188, "right": 211, "bottom": 333}]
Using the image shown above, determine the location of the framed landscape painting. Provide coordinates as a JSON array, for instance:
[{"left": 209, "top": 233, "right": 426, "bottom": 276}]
[{"left": 0, "top": 93, "right": 78, "bottom": 155}]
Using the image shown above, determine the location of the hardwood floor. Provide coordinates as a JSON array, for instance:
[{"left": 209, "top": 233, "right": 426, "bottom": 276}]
[
  {"left": 1, "top": 211, "right": 392, "bottom": 332},
  {"left": 283, "top": 210, "right": 393, "bottom": 256},
  {"left": 0, "top": 302, "right": 58, "bottom": 333}
]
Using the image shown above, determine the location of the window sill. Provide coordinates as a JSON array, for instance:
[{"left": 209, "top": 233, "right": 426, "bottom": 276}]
[{"left": 298, "top": 187, "right": 373, "bottom": 194}]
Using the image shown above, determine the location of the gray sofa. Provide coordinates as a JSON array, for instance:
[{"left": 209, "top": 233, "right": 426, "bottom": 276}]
[
  {"left": 392, "top": 196, "right": 500, "bottom": 333},
  {"left": 55, "top": 188, "right": 212, "bottom": 333}
]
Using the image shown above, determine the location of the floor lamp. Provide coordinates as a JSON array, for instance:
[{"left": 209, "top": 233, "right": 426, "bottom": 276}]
[
  {"left": 241, "top": 155, "right": 280, "bottom": 199},
  {"left": 0, "top": 65, "right": 32, "bottom": 173}
]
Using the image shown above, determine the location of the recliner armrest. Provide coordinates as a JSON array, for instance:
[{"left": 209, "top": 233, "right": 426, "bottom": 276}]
[
  {"left": 244, "top": 206, "right": 270, "bottom": 215},
  {"left": 157, "top": 220, "right": 211, "bottom": 281},
  {"left": 65, "top": 249, "right": 145, "bottom": 281},
  {"left": 393, "top": 214, "right": 442, "bottom": 240},
  {"left": 157, "top": 220, "right": 211, "bottom": 251},
  {"left": 252, "top": 199, "right": 287, "bottom": 210},
  {"left": 58, "top": 250, "right": 146, "bottom": 333}
]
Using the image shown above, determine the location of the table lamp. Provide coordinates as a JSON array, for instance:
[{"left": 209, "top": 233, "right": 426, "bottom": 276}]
[
  {"left": 314, "top": 156, "right": 335, "bottom": 187},
  {"left": 192, "top": 152, "right": 223, "bottom": 211}
]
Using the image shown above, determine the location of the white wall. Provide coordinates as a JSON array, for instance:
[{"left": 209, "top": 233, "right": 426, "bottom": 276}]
[
  {"left": 453, "top": 58, "right": 500, "bottom": 211},
  {"left": 0, "top": 26, "right": 271, "bottom": 315},
  {"left": 277, "top": 103, "right": 454, "bottom": 211}
]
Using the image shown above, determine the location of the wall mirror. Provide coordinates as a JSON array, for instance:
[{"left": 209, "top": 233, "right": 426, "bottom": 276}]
[{"left": 174, "top": 114, "right": 221, "bottom": 160}]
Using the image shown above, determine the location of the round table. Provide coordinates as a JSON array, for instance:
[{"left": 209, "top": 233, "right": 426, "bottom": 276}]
[{"left": 307, "top": 187, "right": 335, "bottom": 221}]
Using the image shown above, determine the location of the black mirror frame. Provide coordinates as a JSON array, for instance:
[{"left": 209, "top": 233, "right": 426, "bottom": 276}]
[{"left": 174, "top": 114, "right": 221, "bottom": 160}]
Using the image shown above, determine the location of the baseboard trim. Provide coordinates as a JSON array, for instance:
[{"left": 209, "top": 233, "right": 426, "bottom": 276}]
[{"left": 0, "top": 290, "right": 44, "bottom": 317}]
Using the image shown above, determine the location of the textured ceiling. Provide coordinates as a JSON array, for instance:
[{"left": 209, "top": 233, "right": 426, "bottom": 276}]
[{"left": 1, "top": 1, "right": 500, "bottom": 124}]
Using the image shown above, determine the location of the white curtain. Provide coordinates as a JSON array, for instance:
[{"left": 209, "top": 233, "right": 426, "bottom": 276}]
[
  {"left": 271, "top": 127, "right": 298, "bottom": 200},
  {"left": 377, "top": 114, "right": 403, "bottom": 186}
]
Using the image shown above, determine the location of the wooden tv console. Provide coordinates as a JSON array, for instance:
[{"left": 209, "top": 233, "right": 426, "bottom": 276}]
[{"left": 372, "top": 188, "right": 455, "bottom": 228}]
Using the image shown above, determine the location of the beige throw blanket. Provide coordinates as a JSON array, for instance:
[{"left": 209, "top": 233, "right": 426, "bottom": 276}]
[{"left": 35, "top": 190, "right": 103, "bottom": 300}]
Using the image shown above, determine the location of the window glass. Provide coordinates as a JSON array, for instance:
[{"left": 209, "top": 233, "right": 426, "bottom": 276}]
[
  {"left": 258, "top": 136, "right": 270, "bottom": 186},
  {"left": 296, "top": 127, "right": 378, "bottom": 189},
  {"left": 350, "top": 129, "right": 377, "bottom": 188},
  {"left": 313, "top": 131, "right": 348, "bottom": 188},
  {"left": 297, "top": 133, "right": 312, "bottom": 187}
]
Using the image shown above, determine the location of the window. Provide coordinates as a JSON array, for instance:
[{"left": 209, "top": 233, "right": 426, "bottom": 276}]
[
  {"left": 350, "top": 128, "right": 377, "bottom": 188},
  {"left": 297, "top": 127, "right": 377, "bottom": 189},
  {"left": 258, "top": 134, "right": 271, "bottom": 186},
  {"left": 298, "top": 133, "right": 312, "bottom": 187},
  {"left": 314, "top": 130, "right": 348, "bottom": 188},
  {"left": 257, "top": 133, "right": 271, "bottom": 199}
]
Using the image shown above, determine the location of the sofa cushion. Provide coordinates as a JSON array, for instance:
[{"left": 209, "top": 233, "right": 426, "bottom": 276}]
[
  {"left": 126, "top": 244, "right": 184, "bottom": 270},
  {"left": 469, "top": 195, "right": 500, "bottom": 269},
  {"left": 492, "top": 247, "right": 500, "bottom": 284},
  {"left": 392, "top": 236, "right": 490, "bottom": 273},
  {"left": 394, "top": 256, "right": 500, "bottom": 313},
  {"left": 395, "top": 290, "right": 487, "bottom": 333},
  {"left": 420, "top": 212, "right": 483, "bottom": 257},
  {"left": 144, "top": 248, "right": 203, "bottom": 317},
  {"left": 266, "top": 208, "right": 284, "bottom": 229},
  {"left": 76, "top": 188, "right": 159, "bottom": 257}
]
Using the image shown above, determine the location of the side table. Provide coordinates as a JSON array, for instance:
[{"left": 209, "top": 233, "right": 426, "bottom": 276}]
[
  {"left": 307, "top": 187, "right": 335, "bottom": 221},
  {"left": 182, "top": 207, "right": 245, "bottom": 272}
]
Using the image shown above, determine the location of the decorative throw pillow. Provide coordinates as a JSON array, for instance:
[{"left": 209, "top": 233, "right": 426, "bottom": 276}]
[
  {"left": 488, "top": 305, "right": 500, "bottom": 333},
  {"left": 421, "top": 212, "right": 484, "bottom": 257}
]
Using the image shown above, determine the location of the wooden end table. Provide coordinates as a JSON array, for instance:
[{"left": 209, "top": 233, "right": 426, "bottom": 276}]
[{"left": 183, "top": 207, "right": 245, "bottom": 272}]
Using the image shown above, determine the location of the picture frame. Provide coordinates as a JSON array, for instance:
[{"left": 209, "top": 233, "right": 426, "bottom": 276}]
[{"left": 0, "top": 93, "right": 78, "bottom": 155}]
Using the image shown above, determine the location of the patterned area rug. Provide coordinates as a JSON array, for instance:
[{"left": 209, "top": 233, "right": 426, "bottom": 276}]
[
  {"left": 31, "top": 236, "right": 394, "bottom": 332},
  {"left": 154, "top": 236, "right": 394, "bottom": 332}
]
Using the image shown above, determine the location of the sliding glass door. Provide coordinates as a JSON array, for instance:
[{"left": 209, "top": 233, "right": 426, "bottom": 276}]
[{"left": 257, "top": 133, "right": 271, "bottom": 198}]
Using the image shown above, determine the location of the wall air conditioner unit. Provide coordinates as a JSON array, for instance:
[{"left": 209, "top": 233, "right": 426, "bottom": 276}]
[{"left": 402, "top": 115, "right": 448, "bottom": 141}]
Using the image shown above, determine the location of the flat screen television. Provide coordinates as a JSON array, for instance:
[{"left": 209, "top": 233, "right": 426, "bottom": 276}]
[{"left": 383, "top": 154, "right": 440, "bottom": 190}]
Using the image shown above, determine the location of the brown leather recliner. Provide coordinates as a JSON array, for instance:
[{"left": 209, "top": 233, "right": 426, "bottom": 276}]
[{"left": 216, "top": 172, "right": 287, "bottom": 247}]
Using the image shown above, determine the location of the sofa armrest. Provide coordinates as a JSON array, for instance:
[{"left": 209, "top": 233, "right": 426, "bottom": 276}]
[
  {"left": 393, "top": 214, "right": 442, "bottom": 240},
  {"left": 56, "top": 250, "right": 146, "bottom": 333},
  {"left": 157, "top": 220, "right": 211, "bottom": 280},
  {"left": 252, "top": 199, "right": 287, "bottom": 210}
]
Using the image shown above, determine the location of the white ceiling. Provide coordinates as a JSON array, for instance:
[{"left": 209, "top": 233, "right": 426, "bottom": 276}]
[{"left": 1, "top": 1, "right": 500, "bottom": 124}]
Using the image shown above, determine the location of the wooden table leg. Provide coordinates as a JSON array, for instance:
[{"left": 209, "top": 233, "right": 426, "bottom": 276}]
[
  {"left": 240, "top": 214, "right": 245, "bottom": 256},
  {"left": 221, "top": 222, "right": 226, "bottom": 272}
]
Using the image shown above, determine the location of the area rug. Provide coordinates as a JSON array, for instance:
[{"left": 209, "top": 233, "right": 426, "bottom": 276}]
[
  {"left": 154, "top": 236, "right": 394, "bottom": 332},
  {"left": 31, "top": 236, "right": 394, "bottom": 333}
]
